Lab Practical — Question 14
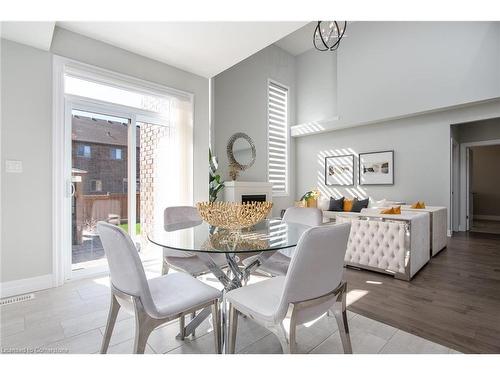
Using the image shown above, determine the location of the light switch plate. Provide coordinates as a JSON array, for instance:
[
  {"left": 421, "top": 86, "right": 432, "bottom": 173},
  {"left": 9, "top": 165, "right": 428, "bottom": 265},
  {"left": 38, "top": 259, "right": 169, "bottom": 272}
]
[{"left": 5, "top": 160, "right": 23, "bottom": 173}]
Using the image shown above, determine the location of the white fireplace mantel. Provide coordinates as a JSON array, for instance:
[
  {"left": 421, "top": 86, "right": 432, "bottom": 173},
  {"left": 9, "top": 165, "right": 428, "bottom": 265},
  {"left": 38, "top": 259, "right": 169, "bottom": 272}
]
[{"left": 223, "top": 181, "right": 273, "bottom": 203}]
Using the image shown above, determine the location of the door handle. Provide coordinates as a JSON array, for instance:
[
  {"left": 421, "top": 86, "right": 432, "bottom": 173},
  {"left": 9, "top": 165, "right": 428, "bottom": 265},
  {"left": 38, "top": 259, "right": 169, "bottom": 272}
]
[{"left": 68, "top": 181, "right": 75, "bottom": 197}]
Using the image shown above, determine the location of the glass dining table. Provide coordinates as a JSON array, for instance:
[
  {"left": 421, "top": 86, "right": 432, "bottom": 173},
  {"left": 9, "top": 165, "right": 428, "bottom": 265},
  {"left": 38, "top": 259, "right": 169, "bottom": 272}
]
[{"left": 148, "top": 218, "right": 309, "bottom": 352}]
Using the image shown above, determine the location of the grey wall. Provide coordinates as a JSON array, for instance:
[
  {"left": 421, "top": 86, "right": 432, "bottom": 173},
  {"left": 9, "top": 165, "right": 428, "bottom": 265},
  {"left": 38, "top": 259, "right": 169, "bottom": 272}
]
[
  {"left": 1, "top": 28, "right": 210, "bottom": 284},
  {"left": 213, "top": 45, "right": 296, "bottom": 214},
  {"left": 295, "top": 100, "right": 500, "bottom": 230},
  {"left": 471, "top": 145, "right": 500, "bottom": 218},
  {"left": 1, "top": 39, "right": 53, "bottom": 282},
  {"left": 337, "top": 22, "right": 500, "bottom": 125},
  {"left": 296, "top": 49, "right": 337, "bottom": 124}
]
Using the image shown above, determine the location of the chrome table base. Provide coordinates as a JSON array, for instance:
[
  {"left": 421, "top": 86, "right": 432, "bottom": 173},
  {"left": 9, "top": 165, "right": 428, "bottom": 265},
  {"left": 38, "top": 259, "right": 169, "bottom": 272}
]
[{"left": 174, "top": 250, "right": 277, "bottom": 352}]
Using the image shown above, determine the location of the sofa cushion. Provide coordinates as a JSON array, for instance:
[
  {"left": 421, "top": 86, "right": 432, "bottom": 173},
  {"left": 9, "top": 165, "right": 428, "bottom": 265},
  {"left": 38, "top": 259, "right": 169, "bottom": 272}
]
[
  {"left": 317, "top": 196, "right": 330, "bottom": 211},
  {"left": 343, "top": 198, "right": 355, "bottom": 212},
  {"left": 380, "top": 206, "right": 401, "bottom": 215},
  {"left": 411, "top": 201, "right": 426, "bottom": 209},
  {"left": 351, "top": 198, "right": 369, "bottom": 212},
  {"left": 328, "top": 197, "right": 344, "bottom": 211},
  {"left": 368, "top": 198, "right": 387, "bottom": 208}
]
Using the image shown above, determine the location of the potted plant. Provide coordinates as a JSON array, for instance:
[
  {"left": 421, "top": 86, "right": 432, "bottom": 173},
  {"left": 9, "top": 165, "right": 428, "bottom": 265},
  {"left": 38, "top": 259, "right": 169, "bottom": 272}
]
[
  {"left": 299, "top": 189, "right": 320, "bottom": 208},
  {"left": 209, "top": 148, "right": 224, "bottom": 203}
]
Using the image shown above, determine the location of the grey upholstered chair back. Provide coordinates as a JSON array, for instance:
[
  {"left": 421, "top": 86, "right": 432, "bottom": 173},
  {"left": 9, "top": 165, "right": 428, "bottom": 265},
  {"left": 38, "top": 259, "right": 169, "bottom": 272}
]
[
  {"left": 283, "top": 207, "right": 322, "bottom": 227},
  {"left": 277, "top": 223, "right": 351, "bottom": 324},
  {"left": 164, "top": 206, "right": 202, "bottom": 230},
  {"left": 97, "top": 222, "right": 155, "bottom": 310}
]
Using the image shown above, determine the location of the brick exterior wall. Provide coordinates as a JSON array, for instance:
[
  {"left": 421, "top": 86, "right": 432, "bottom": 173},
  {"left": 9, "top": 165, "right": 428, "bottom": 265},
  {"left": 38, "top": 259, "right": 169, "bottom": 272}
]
[
  {"left": 72, "top": 141, "right": 134, "bottom": 194},
  {"left": 139, "top": 123, "right": 170, "bottom": 247}
]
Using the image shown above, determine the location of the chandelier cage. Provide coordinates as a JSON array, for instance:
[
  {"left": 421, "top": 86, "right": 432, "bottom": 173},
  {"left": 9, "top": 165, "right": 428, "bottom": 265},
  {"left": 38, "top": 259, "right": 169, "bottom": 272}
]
[{"left": 313, "top": 21, "right": 347, "bottom": 51}]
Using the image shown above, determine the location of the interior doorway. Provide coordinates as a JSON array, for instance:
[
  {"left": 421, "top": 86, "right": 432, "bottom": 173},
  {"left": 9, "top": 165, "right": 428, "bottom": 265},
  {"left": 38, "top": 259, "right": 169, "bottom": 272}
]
[
  {"left": 451, "top": 117, "right": 500, "bottom": 234},
  {"left": 459, "top": 138, "right": 500, "bottom": 235},
  {"left": 468, "top": 144, "right": 500, "bottom": 234}
]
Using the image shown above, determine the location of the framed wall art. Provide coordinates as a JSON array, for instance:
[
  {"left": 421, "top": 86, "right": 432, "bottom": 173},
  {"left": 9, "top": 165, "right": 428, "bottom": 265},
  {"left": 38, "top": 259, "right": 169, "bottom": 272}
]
[
  {"left": 324, "top": 154, "right": 355, "bottom": 186},
  {"left": 358, "top": 150, "right": 394, "bottom": 185}
]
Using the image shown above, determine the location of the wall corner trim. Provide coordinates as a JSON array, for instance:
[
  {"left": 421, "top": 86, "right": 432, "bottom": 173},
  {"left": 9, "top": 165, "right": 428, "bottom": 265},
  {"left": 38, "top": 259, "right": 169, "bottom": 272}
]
[{"left": 0, "top": 274, "right": 54, "bottom": 298}]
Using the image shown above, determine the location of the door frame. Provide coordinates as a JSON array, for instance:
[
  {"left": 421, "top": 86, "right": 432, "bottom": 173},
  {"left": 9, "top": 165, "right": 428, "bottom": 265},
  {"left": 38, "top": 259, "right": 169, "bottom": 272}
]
[
  {"left": 459, "top": 138, "right": 500, "bottom": 231},
  {"left": 53, "top": 56, "right": 185, "bottom": 286},
  {"left": 450, "top": 137, "right": 460, "bottom": 232}
]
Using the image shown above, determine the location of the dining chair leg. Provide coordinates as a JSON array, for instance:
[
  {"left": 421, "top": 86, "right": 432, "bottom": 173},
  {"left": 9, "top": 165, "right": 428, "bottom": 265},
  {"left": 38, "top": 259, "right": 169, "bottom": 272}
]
[
  {"left": 191, "top": 311, "right": 196, "bottom": 337},
  {"left": 179, "top": 314, "right": 186, "bottom": 340},
  {"left": 228, "top": 304, "right": 238, "bottom": 354},
  {"left": 133, "top": 299, "right": 155, "bottom": 354},
  {"left": 133, "top": 314, "right": 154, "bottom": 354},
  {"left": 161, "top": 259, "right": 170, "bottom": 275},
  {"left": 289, "top": 320, "right": 297, "bottom": 354},
  {"left": 211, "top": 302, "right": 221, "bottom": 354},
  {"left": 274, "top": 322, "right": 290, "bottom": 354},
  {"left": 334, "top": 285, "right": 352, "bottom": 354},
  {"left": 100, "top": 293, "right": 120, "bottom": 354}
]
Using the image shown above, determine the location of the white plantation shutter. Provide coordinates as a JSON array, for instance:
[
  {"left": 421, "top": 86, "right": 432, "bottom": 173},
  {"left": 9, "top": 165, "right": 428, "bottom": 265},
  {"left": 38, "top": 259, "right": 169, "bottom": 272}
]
[{"left": 267, "top": 80, "right": 289, "bottom": 195}]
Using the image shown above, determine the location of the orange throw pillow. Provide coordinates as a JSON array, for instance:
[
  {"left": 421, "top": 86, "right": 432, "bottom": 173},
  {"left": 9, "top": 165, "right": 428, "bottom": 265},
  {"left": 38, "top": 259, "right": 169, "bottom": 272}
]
[
  {"left": 380, "top": 206, "right": 401, "bottom": 215},
  {"left": 343, "top": 198, "right": 354, "bottom": 212},
  {"left": 411, "top": 201, "right": 426, "bottom": 209}
]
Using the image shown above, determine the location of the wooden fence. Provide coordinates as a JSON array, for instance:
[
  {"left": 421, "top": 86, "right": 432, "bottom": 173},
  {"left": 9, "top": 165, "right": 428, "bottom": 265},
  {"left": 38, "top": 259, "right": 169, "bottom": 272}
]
[{"left": 80, "top": 193, "right": 141, "bottom": 223}]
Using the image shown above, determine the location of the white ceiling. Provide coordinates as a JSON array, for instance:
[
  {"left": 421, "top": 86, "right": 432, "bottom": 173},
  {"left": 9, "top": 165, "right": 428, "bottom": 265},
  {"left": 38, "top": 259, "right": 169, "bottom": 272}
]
[
  {"left": 56, "top": 22, "right": 308, "bottom": 77},
  {"left": 274, "top": 22, "right": 317, "bottom": 56},
  {"left": 1, "top": 21, "right": 55, "bottom": 50}
]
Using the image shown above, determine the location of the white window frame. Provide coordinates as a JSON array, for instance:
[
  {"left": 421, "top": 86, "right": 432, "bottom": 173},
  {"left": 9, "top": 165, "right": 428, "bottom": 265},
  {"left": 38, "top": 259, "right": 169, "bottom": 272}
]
[
  {"left": 110, "top": 148, "right": 123, "bottom": 160},
  {"left": 90, "top": 179, "right": 103, "bottom": 192},
  {"left": 267, "top": 78, "right": 290, "bottom": 197},
  {"left": 77, "top": 144, "right": 91, "bottom": 158},
  {"left": 53, "top": 56, "right": 194, "bottom": 285}
]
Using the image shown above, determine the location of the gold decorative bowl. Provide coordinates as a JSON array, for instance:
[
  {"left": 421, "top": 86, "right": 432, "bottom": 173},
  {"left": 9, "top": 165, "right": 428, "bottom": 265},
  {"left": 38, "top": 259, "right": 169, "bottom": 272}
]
[
  {"left": 196, "top": 201, "right": 273, "bottom": 230},
  {"left": 202, "top": 231, "right": 269, "bottom": 251}
]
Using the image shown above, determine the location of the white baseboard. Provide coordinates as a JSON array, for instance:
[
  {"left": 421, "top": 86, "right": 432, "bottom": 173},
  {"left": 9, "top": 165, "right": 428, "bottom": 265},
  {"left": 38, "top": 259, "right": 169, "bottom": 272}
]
[
  {"left": 0, "top": 274, "right": 54, "bottom": 298},
  {"left": 474, "top": 215, "right": 500, "bottom": 222},
  {"left": 447, "top": 230, "right": 452, "bottom": 237}
]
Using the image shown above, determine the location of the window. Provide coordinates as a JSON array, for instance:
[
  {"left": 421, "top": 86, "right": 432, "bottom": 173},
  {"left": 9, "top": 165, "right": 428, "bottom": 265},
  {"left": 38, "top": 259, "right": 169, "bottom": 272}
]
[
  {"left": 65, "top": 75, "right": 170, "bottom": 114},
  {"left": 77, "top": 144, "right": 91, "bottom": 158},
  {"left": 267, "top": 80, "right": 288, "bottom": 195},
  {"left": 110, "top": 148, "right": 123, "bottom": 160},
  {"left": 90, "top": 179, "right": 102, "bottom": 192}
]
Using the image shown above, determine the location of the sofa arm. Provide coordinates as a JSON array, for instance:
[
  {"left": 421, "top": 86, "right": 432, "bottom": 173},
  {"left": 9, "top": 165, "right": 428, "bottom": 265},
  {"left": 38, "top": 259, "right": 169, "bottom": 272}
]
[{"left": 336, "top": 212, "right": 430, "bottom": 280}]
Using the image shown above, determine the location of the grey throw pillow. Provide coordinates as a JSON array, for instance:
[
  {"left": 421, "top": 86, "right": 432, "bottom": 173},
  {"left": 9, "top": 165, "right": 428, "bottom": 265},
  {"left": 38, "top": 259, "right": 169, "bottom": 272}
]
[
  {"left": 328, "top": 197, "right": 345, "bottom": 211},
  {"left": 351, "top": 197, "right": 369, "bottom": 212}
]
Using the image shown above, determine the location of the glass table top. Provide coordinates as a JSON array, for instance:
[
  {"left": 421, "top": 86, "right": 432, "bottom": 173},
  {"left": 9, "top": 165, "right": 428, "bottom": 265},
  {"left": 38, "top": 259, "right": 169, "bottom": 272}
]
[{"left": 148, "top": 219, "right": 309, "bottom": 254}]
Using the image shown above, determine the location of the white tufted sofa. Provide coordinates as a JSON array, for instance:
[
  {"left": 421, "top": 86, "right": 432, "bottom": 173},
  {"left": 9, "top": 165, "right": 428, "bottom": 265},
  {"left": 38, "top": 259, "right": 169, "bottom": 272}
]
[{"left": 335, "top": 210, "right": 430, "bottom": 280}]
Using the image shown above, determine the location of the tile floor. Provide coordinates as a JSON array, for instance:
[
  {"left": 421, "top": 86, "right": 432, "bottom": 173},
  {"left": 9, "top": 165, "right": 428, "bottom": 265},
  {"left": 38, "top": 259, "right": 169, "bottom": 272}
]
[{"left": 1, "top": 265, "right": 460, "bottom": 354}]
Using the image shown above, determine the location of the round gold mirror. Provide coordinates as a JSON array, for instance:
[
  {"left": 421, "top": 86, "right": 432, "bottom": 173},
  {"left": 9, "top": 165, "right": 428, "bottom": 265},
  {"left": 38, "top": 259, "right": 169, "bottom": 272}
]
[{"left": 227, "top": 133, "right": 256, "bottom": 178}]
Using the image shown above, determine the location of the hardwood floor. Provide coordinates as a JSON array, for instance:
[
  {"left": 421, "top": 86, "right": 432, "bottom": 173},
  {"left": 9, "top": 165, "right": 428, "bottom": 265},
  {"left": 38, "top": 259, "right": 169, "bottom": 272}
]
[{"left": 345, "top": 231, "right": 500, "bottom": 353}]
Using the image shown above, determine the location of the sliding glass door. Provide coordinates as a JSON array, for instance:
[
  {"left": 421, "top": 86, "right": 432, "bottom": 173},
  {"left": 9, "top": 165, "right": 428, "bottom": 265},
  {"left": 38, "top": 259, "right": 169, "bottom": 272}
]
[
  {"left": 58, "top": 64, "right": 193, "bottom": 281},
  {"left": 65, "top": 100, "right": 173, "bottom": 278},
  {"left": 70, "top": 109, "right": 133, "bottom": 272}
]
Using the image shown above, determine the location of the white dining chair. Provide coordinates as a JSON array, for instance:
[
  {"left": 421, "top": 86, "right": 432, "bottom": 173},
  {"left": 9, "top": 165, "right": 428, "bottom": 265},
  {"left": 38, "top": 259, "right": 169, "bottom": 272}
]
[
  {"left": 163, "top": 206, "right": 229, "bottom": 339},
  {"left": 163, "top": 206, "right": 228, "bottom": 277},
  {"left": 225, "top": 223, "right": 352, "bottom": 354},
  {"left": 97, "top": 221, "right": 222, "bottom": 354},
  {"left": 242, "top": 207, "right": 323, "bottom": 276}
]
